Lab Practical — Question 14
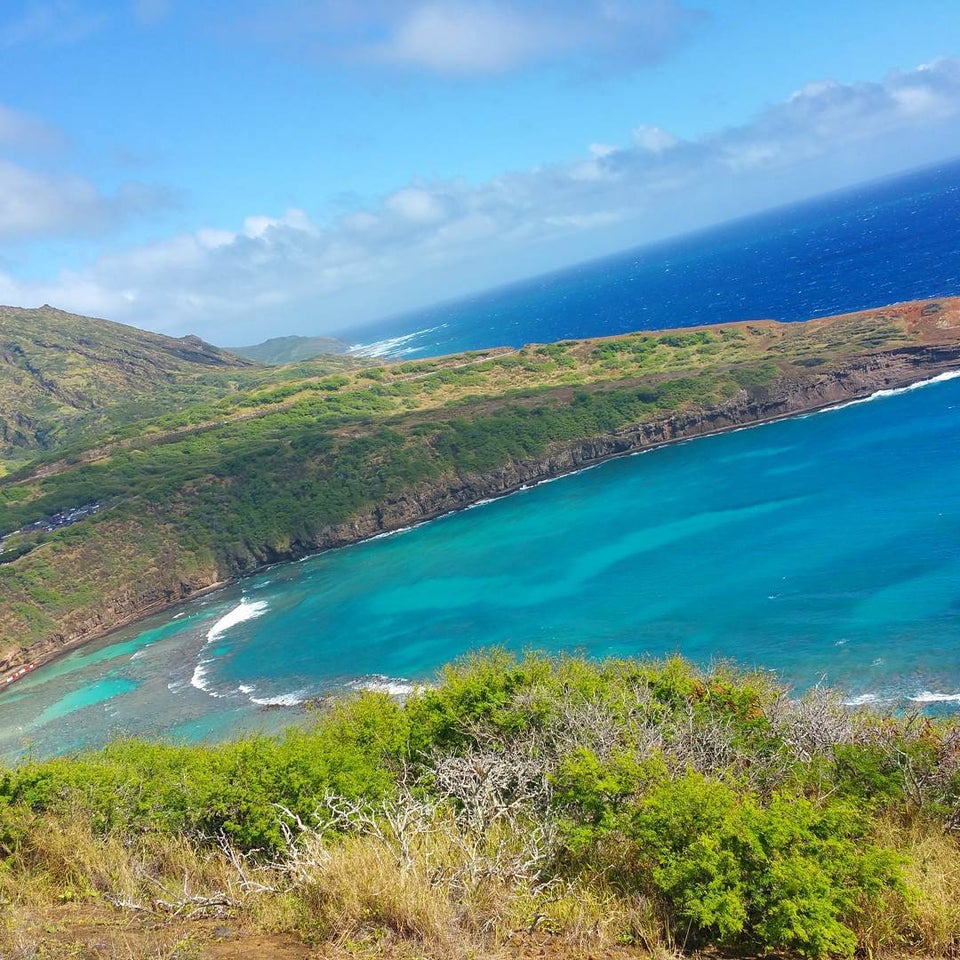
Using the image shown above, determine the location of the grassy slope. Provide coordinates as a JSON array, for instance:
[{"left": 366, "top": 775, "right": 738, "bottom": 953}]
[
  {"left": 1, "top": 298, "right": 959, "bottom": 664},
  {"left": 2, "top": 652, "right": 960, "bottom": 959},
  {"left": 0, "top": 305, "right": 263, "bottom": 468},
  {"left": 232, "top": 333, "right": 351, "bottom": 364}
]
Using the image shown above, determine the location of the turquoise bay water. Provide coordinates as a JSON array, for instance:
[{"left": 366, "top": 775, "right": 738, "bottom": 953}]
[{"left": 3, "top": 376, "right": 960, "bottom": 760}]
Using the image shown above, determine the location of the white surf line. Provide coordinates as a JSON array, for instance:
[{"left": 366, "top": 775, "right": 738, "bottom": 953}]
[
  {"left": 249, "top": 690, "right": 308, "bottom": 706},
  {"left": 189, "top": 598, "right": 269, "bottom": 698},
  {"left": 348, "top": 325, "right": 444, "bottom": 358},
  {"left": 841, "top": 692, "right": 898, "bottom": 707},
  {"left": 909, "top": 690, "right": 960, "bottom": 704},
  {"left": 348, "top": 675, "right": 421, "bottom": 697},
  {"left": 809, "top": 369, "right": 960, "bottom": 416}
]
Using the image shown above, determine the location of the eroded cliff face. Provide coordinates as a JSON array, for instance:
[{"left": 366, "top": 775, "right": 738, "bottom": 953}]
[
  {"left": 306, "top": 344, "right": 960, "bottom": 551},
  {"left": 5, "top": 344, "right": 960, "bottom": 674},
  {"left": 0, "top": 571, "right": 220, "bottom": 675}
]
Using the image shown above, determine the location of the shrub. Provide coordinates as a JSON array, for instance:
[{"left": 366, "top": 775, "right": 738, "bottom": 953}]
[{"left": 630, "top": 775, "right": 902, "bottom": 958}]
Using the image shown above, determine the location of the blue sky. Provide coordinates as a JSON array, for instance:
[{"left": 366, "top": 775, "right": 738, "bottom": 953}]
[{"left": 1, "top": 0, "right": 959, "bottom": 345}]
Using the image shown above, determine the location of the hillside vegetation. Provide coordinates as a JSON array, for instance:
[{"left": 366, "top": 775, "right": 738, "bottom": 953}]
[
  {"left": 0, "top": 305, "right": 367, "bottom": 470},
  {"left": 3, "top": 653, "right": 960, "bottom": 959},
  {"left": 232, "top": 333, "right": 351, "bottom": 364},
  {"left": 1, "top": 298, "right": 959, "bottom": 668},
  {"left": 0, "top": 305, "right": 256, "bottom": 468}
]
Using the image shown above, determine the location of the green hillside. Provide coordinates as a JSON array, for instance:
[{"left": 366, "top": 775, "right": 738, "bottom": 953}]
[
  {"left": 0, "top": 305, "right": 261, "bottom": 468},
  {"left": 0, "top": 306, "right": 373, "bottom": 474},
  {"left": 231, "top": 333, "right": 351, "bottom": 364},
  {"left": 1, "top": 298, "right": 959, "bottom": 670}
]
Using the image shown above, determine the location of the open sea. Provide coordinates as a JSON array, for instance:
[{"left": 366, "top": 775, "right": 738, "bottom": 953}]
[{"left": 2, "top": 159, "right": 960, "bottom": 761}]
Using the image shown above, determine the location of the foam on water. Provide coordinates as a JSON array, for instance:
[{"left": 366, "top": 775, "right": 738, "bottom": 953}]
[
  {"left": 843, "top": 693, "right": 881, "bottom": 706},
  {"left": 365, "top": 522, "right": 422, "bottom": 542},
  {"left": 348, "top": 675, "right": 419, "bottom": 697},
  {"left": 910, "top": 691, "right": 960, "bottom": 704},
  {"left": 249, "top": 691, "right": 307, "bottom": 706},
  {"left": 190, "top": 599, "right": 269, "bottom": 697},
  {"left": 841, "top": 693, "right": 900, "bottom": 707},
  {"left": 818, "top": 370, "right": 960, "bottom": 414},
  {"left": 349, "top": 325, "right": 445, "bottom": 358},
  {"left": 206, "top": 599, "right": 268, "bottom": 641}
]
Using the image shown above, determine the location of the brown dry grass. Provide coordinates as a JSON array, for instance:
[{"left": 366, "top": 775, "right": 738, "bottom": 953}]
[
  {"left": 866, "top": 818, "right": 960, "bottom": 958},
  {"left": 0, "top": 809, "right": 672, "bottom": 960},
  {"left": 4, "top": 808, "right": 960, "bottom": 959}
]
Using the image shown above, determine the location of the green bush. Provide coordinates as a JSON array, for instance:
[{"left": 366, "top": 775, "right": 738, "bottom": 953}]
[
  {"left": 2, "top": 652, "right": 953, "bottom": 958},
  {"left": 630, "top": 776, "right": 901, "bottom": 957}
]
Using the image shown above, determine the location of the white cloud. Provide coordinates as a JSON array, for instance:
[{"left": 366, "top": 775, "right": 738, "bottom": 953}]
[
  {"left": 633, "top": 124, "right": 678, "bottom": 153},
  {"left": 370, "top": 2, "right": 568, "bottom": 74},
  {"left": 244, "top": 0, "right": 703, "bottom": 76},
  {"left": 242, "top": 208, "right": 319, "bottom": 239},
  {"left": 589, "top": 143, "right": 617, "bottom": 158},
  {"left": 385, "top": 187, "right": 447, "bottom": 222},
  {"left": 0, "top": 103, "right": 64, "bottom": 150},
  {"left": 0, "top": 99, "right": 169, "bottom": 242},
  {"left": 4, "top": 58, "right": 960, "bottom": 344},
  {"left": 0, "top": 159, "right": 170, "bottom": 241},
  {"left": 708, "top": 59, "right": 960, "bottom": 171}
]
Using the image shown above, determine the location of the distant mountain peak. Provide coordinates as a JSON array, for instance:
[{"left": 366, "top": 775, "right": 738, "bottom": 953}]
[{"left": 231, "top": 334, "right": 350, "bottom": 365}]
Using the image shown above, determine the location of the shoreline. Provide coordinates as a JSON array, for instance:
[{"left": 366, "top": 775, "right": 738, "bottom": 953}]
[{"left": 7, "top": 346, "right": 960, "bottom": 685}]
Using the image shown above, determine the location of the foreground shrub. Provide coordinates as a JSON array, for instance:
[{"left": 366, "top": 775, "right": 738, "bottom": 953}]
[
  {"left": 2, "top": 652, "right": 960, "bottom": 958},
  {"left": 631, "top": 775, "right": 901, "bottom": 957}
]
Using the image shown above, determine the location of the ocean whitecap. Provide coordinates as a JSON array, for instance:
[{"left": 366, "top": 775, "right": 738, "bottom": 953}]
[
  {"left": 206, "top": 599, "right": 269, "bottom": 641},
  {"left": 348, "top": 674, "right": 419, "bottom": 697},
  {"left": 909, "top": 690, "right": 960, "bottom": 703},
  {"left": 250, "top": 691, "right": 307, "bottom": 707},
  {"left": 189, "top": 599, "right": 269, "bottom": 697}
]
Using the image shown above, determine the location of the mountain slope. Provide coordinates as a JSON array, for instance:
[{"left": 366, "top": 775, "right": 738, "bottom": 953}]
[
  {"left": 231, "top": 334, "right": 350, "bottom": 364},
  {"left": 1, "top": 298, "right": 960, "bottom": 671},
  {"left": 0, "top": 304, "right": 258, "bottom": 465}
]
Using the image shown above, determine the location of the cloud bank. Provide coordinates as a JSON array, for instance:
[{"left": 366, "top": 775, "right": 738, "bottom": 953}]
[
  {"left": 0, "top": 102, "right": 170, "bottom": 242},
  {"left": 0, "top": 161, "right": 169, "bottom": 242},
  {"left": 2, "top": 59, "right": 960, "bottom": 343},
  {"left": 244, "top": 0, "right": 702, "bottom": 76}
]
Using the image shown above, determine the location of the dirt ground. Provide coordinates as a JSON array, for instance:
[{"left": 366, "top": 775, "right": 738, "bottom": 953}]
[
  {"left": 1, "top": 903, "right": 309, "bottom": 959},
  {"left": 0, "top": 902, "right": 672, "bottom": 960}
]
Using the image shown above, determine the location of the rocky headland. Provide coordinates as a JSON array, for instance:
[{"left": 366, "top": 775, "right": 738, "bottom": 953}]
[{"left": 2, "top": 297, "right": 960, "bottom": 675}]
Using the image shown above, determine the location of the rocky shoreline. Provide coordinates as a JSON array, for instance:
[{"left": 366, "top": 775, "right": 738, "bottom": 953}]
[{"left": 5, "top": 339, "right": 959, "bottom": 680}]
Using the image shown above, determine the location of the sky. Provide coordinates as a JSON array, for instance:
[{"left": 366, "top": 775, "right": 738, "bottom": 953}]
[{"left": 0, "top": 1, "right": 959, "bottom": 346}]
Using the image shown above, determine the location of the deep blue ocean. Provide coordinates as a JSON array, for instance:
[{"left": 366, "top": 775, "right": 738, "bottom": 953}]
[
  {"left": 2, "top": 159, "right": 960, "bottom": 761},
  {"left": 344, "top": 159, "right": 960, "bottom": 359}
]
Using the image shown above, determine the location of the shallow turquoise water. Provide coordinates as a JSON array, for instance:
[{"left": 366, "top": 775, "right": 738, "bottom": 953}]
[{"left": 3, "top": 376, "right": 960, "bottom": 761}]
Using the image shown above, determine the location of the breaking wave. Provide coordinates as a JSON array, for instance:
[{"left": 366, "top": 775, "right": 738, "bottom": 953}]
[
  {"left": 250, "top": 691, "right": 307, "bottom": 707},
  {"left": 348, "top": 325, "right": 444, "bottom": 359},
  {"left": 910, "top": 690, "right": 960, "bottom": 704},
  {"left": 190, "top": 599, "right": 269, "bottom": 698},
  {"left": 815, "top": 370, "right": 960, "bottom": 415},
  {"left": 348, "top": 674, "right": 419, "bottom": 697}
]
